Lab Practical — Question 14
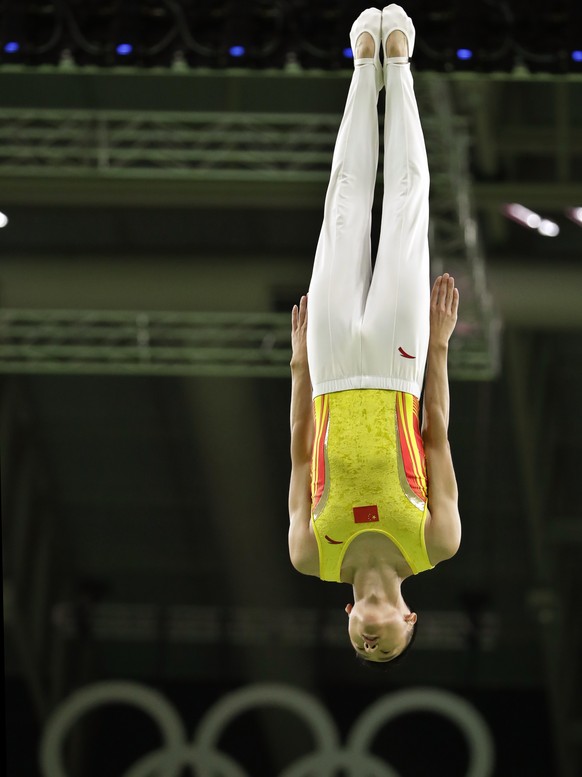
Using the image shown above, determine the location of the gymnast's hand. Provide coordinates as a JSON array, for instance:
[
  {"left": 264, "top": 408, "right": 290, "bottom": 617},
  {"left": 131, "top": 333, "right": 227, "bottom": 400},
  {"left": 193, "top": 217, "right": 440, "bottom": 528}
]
[
  {"left": 429, "top": 273, "right": 459, "bottom": 347},
  {"left": 291, "top": 294, "right": 309, "bottom": 371}
]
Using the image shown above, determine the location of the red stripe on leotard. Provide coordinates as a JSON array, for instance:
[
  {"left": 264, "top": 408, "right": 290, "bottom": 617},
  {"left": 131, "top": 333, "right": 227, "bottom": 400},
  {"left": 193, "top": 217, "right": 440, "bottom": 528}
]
[
  {"left": 396, "top": 393, "right": 428, "bottom": 503},
  {"left": 311, "top": 395, "right": 330, "bottom": 511}
]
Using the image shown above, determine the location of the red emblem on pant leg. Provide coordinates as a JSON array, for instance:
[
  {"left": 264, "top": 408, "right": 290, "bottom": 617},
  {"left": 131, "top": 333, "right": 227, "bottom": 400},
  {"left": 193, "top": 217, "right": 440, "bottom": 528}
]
[
  {"left": 353, "top": 505, "right": 379, "bottom": 523},
  {"left": 398, "top": 347, "right": 415, "bottom": 359}
]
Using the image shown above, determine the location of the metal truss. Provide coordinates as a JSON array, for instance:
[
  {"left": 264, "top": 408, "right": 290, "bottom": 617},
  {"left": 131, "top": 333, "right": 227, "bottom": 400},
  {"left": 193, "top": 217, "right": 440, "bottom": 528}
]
[
  {"left": 0, "top": 1, "right": 579, "bottom": 74},
  {"left": 417, "top": 77, "right": 501, "bottom": 381},
  {"left": 0, "top": 307, "right": 491, "bottom": 379},
  {"left": 0, "top": 109, "right": 339, "bottom": 180},
  {"left": 0, "top": 310, "right": 290, "bottom": 377},
  {"left": 0, "top": 74, "right": 500, "bottom": 379}
]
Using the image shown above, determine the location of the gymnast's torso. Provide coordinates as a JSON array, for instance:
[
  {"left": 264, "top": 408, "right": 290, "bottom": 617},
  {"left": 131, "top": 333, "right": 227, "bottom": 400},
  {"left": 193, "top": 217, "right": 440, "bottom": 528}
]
[{"left": 310, "top": 389, "right": 435, "bottom": 583}]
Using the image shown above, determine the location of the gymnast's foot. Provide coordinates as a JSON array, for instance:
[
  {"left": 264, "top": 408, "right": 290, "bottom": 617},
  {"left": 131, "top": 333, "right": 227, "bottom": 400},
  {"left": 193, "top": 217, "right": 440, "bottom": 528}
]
[
  {"left": 349, "top": 8, "right": 383, "bottom": 90},
  {"left": 382, "top": 4, "right": 415, "bottom": 61},
  {"left": 385, "top": 30, "right": 408, "bottom": 59},
  {"left": 355, "top": 32, "right": 375, "bottom": 60}
]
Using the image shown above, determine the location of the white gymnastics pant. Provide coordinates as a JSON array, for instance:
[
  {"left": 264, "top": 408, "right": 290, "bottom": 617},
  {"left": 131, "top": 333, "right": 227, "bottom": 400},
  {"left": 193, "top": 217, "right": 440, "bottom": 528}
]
[{"left": 307, "top": 60, "right": 430, "bottom": 400}]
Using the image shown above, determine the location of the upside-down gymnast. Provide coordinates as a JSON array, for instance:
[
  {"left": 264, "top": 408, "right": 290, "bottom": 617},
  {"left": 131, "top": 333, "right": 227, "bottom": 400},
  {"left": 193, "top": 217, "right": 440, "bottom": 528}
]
[{"left": 288, "top": 5, "right": 461, "bottom": 664}]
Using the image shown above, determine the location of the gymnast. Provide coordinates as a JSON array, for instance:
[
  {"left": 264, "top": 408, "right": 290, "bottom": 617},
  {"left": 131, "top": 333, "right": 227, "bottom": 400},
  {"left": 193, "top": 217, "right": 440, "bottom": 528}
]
[{"left": 288, "top": 5, "right": 461, "bottom": 664}]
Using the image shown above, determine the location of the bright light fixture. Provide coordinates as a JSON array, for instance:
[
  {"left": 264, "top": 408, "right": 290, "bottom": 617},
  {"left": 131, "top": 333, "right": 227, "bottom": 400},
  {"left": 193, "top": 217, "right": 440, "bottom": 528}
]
[
  {"left": 566, "top": 207, "right": 582, "bottom": 225},
  {"left": 503, "top": 204, "right": 560, "bottom": 237},
  {"left": 503, "top": 203, "right": 541, "bottom": 229},
  {"left": 0, "top": 212, "right": 9, "bottom": 228},
  {"left": 537, "top": 219, "right": 560, "bottom": 237},
  {"left": 526, "top": 213, "right": 541, "bottom": 228}
]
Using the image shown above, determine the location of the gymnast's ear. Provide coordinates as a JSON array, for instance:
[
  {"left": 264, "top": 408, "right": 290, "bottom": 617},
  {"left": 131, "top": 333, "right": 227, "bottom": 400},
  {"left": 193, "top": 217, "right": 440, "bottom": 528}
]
[{"left": 345, "top": 603, "right": 353, "bottom": 616}]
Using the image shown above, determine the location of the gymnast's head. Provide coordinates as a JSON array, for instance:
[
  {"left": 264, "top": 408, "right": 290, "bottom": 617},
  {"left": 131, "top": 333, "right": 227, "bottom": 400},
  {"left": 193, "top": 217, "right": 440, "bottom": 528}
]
[{"left": 345, "top": 599, "right": 417, "bottom": 665}]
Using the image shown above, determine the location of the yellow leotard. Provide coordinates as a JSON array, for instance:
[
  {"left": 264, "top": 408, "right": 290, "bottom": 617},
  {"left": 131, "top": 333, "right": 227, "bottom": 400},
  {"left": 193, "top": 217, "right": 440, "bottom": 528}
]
[{"left": 311, "top": 389, "right": 434, "bottom": 582}]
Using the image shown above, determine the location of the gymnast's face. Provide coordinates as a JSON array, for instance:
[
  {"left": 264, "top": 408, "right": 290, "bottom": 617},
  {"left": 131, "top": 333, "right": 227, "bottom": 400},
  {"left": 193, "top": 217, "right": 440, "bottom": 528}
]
[{"left": 345, "top": 601, "right": 416, "bottom": 662}]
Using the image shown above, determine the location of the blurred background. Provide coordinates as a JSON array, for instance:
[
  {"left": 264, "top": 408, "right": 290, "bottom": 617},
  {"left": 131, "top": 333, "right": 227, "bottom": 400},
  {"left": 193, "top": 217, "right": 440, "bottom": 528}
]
[{"left": 1, "top": 1, "right": 581, "bottom": 776}]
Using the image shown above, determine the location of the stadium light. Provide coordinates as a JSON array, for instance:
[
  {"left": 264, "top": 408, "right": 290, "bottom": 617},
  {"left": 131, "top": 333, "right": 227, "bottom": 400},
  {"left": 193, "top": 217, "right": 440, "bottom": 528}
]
[
  {"left": 503, "top": 204, "right": 560, "bottom": 237},
  {"left": 537, "top": 219, "right": 560, "bottom": 237},
  {"left": 566, "top": 207, "right": 582, "bottom": 226},
  {"left": 503, "top": 203, "right": 541, "bottom": 229}
]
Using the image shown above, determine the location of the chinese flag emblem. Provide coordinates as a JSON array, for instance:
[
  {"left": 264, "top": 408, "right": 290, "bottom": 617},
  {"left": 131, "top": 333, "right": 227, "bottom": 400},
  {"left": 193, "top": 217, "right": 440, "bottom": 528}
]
[{"left": 353, "top": 505, "right": 380, "bottom": 523}]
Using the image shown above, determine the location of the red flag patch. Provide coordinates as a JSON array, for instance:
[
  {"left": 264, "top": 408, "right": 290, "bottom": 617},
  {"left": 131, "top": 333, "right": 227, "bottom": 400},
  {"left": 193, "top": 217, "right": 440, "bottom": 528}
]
[{"left": 353, "top": 505, "right": 380, "bottom": 523}]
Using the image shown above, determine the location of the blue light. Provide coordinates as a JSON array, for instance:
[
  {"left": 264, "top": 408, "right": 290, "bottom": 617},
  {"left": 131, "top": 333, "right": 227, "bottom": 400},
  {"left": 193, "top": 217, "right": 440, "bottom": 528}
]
[
  {"left": 116, "top": 43, "right": 133, "bottom": 56},
  {"left": 572, "top": 50, "right": 582, "bottom": 62},
  {"left": 4, "top": 41, "right": 20, "bottom": 54},
  {"left": 343, "top": 47, "right": 354, "bottom": 59},
  {"left": 456, "top": 48, "right": 473, "bottom": 60},
  {"left": 229, "top": 45, "right": 246, "bottom": 57}
]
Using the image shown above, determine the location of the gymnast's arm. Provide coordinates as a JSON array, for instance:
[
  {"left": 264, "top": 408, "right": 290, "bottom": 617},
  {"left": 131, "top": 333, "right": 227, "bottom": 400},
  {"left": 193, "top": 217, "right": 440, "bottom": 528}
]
[
  {"left": 422, "top": 275, "right": 461, "bottom": 562},
  {"left": 288, "top": 296, "right": 318, "bottom": 575}
]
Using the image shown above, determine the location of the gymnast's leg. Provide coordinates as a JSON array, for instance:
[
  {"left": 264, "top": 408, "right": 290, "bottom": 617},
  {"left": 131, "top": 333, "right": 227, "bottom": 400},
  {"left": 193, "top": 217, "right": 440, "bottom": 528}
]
[
  {"left": 307, "top": 8, "right": 383, "bottom": 398},
  {"left": 361, "top": 6, "right": 431, "bottom": 399}
]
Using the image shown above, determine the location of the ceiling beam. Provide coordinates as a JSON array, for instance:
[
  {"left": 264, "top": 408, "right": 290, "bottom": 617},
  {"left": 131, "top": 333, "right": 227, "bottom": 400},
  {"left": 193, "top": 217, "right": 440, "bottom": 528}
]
[
  {"left": 0, "top": 256, "right": 580, "bottom": 329},
  {"left": 1, "top": 176, "right": 579, "bottom": 211},
  {"left": 0, "top": 175, "right": 329, "bottom": 210}
]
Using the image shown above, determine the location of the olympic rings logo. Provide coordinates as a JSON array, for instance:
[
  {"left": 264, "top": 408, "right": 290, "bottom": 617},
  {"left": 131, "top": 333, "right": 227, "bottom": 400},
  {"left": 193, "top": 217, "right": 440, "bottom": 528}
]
[{"left": 40, "top": 682, "right": 495, "bottom": 777}]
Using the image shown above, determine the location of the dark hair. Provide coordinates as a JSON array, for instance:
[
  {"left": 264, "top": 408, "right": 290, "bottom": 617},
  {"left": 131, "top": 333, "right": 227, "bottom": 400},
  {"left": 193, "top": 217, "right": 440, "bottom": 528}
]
[{"left": 355, "top": 619, "right": 418, "bottom": 670}]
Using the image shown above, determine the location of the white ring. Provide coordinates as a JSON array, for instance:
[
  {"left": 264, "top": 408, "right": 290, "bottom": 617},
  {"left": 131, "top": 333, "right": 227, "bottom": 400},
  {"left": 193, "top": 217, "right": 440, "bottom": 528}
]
[
  {"left": 123, "top": 743, "right": 249, "bottom": 777},
  {"left": 195, "top": 683, "right": 339, "bottom": 755},
  {"left": 348, "top": 687, "right": 495, "bottom": 777},
  {"left": 40, "top": 681, "right": 187, "bottom": 777},
  {"left": 40, "top": 681, "right": 495, "bottom": 777},
  {"left": 279, "top": 749, "right": 402, "bottom": 777}
]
